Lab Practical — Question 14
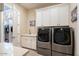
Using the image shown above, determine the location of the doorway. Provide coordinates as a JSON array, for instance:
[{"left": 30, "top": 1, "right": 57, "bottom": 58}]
[
  {"left": 3, "top": 4, "right": 13, "bottom": 43},
  {"left": 1, "top": 3, "right": 21, "bottom": 46}
]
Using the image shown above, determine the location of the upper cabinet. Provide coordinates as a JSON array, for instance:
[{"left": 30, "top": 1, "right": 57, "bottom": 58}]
[
  {"left": 36, "top": 4, "right": 70, "bottom": 27},
  {"left": 36, "top": 8, "right": 50, "bottom": 26},
  {"left": 57, "top": 4, "right": 69, "bottom": 26},
  {"left": 42, "top": 8, "right": 50, "bottom": 26},
  {"left": 50, "top": 6, "right": 59, "bottom": 26}
]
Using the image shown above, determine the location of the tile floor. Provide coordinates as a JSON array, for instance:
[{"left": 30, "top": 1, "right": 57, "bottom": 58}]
[
  {"left": 0, "top": 43, "right": 29, "bottom": 56},
  {"left": 25, "top": 50, "right": 42, "bottom": 56}
]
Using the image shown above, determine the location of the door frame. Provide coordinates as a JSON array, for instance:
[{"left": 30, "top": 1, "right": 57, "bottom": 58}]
[{"left": 1, "top": 12, "right": 5, "bottom": 42}]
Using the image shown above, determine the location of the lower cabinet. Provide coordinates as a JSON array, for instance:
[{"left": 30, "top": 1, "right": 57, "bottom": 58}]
[{"left": 21, "top": 36, "right": 36, "bottom": 50}]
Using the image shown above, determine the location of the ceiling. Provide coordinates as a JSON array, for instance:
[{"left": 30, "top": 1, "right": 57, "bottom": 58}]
[{"left": 19, "top": 3, "right": 59, "bottom": 10}]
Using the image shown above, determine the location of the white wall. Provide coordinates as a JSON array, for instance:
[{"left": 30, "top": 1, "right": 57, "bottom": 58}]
[
  {"left": 14, "top": 4, "right": 28, "bottom": 34},
  {"left": 75, "top": 4, "right": 79, "bottom": 56},
  {"left": 67, "top": 3, "right": 77, "bottom": 56},
  {"left": 0, "top": 12, "right": 1, "bottom": 42},
  {"left": 27, "top": 9, "right": 37, "bottom": 34}
]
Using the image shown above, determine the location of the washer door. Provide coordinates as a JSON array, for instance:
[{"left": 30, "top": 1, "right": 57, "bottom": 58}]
[{"left": 54, "top": 28, "right": 71, "bottom": 45}]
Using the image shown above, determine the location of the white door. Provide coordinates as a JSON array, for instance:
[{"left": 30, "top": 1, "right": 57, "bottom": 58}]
[
  {"left": 50, "top": 7, "right": 58, "bottom": 26},
  {"left": 13, "top": 7, "right": 20, "bottom": 47},
  {"left": 58, "top": 4, "right": 69, "bottom": 26},
  {"left": 42, "top": 8, "right": 50, "bottom": 26},
  {"left": 31, "top": 37, "right": 36, "bottom": 50},
  {"left": 21, "top": 37, "right": 32, "bottom": 48}
]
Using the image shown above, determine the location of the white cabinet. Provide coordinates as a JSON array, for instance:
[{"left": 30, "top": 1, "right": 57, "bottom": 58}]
[
  {"left": 31, "top": 37, "right": 36, "bottom": 50},
  {"left": 50, "top": 7, "right": 59, "bottom": 26},
  {"left": 36, "top": 8, "right": 50, "bottom": 26},
  {"left": 57, "top": 4, "right": 69, "bottom": 26},
  {"left": 36, "top": 4, "right": 69, "bottom": 26},
  {"left": 50, "top": 4, "right": 69, "bottom": 26},
  {"left": 42, "top": 8, "right": 50, "bottom": 26},
  {"left": 21, "top": 37, "right": 31, "bottom": 48},
  {"left": 21, "top": 36, "right": 36, "bottom": 50}
]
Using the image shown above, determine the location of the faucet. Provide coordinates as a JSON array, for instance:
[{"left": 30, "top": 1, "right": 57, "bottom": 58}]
[{"left": 29, "top": 29, "right": 31, "bottom": 34}]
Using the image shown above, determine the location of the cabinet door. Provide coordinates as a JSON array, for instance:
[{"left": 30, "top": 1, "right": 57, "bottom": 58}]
[
  {"left": 21, "top": 37, "right": 36, "bottom": 50},
  {"left": 31, "top": 37, "right": 36, "bottom": 50},
  {"left": 58, "top": 4, "right": 69, "bottom": 26},
  {"left": 50, "top": 7, "right": 58, "bottom": 26},
  {"left": 36, "top": 9, "right": 42, "bottom": 27},
  {"left": 21, "top": 37, "right": 31, "bottom": 48},
  {"left": 42, "top": 8, "right": 50, "bottom": 26}
]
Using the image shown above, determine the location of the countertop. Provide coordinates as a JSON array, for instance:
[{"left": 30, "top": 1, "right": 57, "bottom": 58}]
[{"left": 21, "top": 34, "right": 37, "bottom": 37}]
